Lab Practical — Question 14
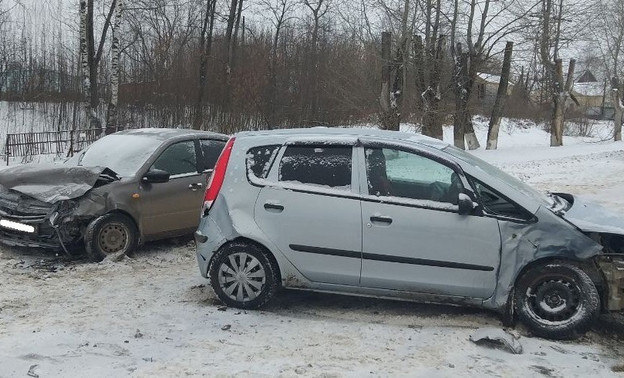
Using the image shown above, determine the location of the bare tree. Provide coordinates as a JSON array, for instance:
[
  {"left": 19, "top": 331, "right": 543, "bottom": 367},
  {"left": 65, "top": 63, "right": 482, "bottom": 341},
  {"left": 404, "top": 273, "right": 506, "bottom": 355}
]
[
  {"left": 450, "top": 0, "right": 539, "bottom": 149},
  {"left": 106, "top": 0, "right": 123, "bottom": 134},
  {"left": 301, "top": 0, "right": 332, "bottom": 124},
  {"left": 80, "top": 0, "right": 116, "bottom": 134},
  {"left": 193, "top": 0, "right": 217, "bottom": 130},
  {"left": 260, "top": 0, "right": 296, "bottom": 128},
  {"left": 538, "top": 0, "right": 581, "bottom": 146},
  {"left": 592, "top": 0, "right": 624, "bottom": 141}
]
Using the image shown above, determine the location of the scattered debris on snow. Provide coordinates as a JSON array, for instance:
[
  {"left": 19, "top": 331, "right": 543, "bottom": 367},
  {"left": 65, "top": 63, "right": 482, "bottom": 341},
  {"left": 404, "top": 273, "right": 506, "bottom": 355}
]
[{"left": 470, "top": 327, "right": 523, "bottom": 354}]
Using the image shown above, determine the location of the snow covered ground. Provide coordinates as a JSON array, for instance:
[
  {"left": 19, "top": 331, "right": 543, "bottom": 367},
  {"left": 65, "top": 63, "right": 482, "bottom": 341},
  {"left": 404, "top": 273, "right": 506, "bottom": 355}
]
[{"left": 1, "top": 120, "right": 624, "bottom": 377}]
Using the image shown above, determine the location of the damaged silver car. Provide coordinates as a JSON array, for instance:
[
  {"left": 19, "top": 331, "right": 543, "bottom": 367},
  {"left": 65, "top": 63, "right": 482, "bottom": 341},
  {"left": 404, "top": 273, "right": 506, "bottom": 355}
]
[
  {"left": 0, "top": 128, "right": 227, "bottom": 261},
  {"left": 195, "top": 128, "right": 624, "bottom": 340}
]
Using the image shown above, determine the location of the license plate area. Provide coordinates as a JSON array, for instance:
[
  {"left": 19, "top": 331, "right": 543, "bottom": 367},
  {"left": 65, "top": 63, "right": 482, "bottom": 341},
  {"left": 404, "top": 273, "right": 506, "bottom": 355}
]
[{"left": 0, "top": 218, "right": 37, "bottom": 233}]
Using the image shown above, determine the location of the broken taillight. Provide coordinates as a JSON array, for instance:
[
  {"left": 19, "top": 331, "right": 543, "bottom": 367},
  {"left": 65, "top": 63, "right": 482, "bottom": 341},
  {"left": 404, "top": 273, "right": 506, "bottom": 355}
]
[{"left": 203, "top": 137, "right": 235, "bottom": 215}]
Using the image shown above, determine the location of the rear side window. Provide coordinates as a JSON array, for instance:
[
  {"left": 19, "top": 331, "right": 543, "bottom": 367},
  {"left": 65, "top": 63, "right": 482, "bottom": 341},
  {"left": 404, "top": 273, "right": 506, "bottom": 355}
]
[
  {"left": 279, "top": 145, "right": 352, "bottom": 190},
  {"left": 200, "top": 139, "right": 227, "bottom": 172},
  {"left": 247, "top": 145, "right": 280, "bottom": 179}
]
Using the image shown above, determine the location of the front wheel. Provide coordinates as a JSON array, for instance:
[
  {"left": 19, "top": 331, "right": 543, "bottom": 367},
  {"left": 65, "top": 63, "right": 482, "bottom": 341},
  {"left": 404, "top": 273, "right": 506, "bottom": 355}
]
[
  {"left": 514, "top": 263, "right": 600, "bottom": 340},
  {"left": 84, "top": 213, "right": 138, "bottom": 262},
  {"left": 209, "top": 242, "right": 279, "bottom": 309}
]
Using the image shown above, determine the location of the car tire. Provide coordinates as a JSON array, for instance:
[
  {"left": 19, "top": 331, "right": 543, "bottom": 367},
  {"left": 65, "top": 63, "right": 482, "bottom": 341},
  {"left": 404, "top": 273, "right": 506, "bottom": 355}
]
[
  {"left": 514, "top": 262, "right": 600, "bottom": 340},
  {"left": 84, "top": 213, "right": 138, "bottom": 262},
  {"left": 209, "top": 242, "right": 279, "bottom": 309}
]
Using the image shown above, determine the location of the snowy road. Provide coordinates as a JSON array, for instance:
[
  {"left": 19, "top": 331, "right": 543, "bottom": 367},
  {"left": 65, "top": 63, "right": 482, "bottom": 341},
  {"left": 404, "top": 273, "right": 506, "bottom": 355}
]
[{"left": 2, "top": 128, "right": 624, "bottom": 377}]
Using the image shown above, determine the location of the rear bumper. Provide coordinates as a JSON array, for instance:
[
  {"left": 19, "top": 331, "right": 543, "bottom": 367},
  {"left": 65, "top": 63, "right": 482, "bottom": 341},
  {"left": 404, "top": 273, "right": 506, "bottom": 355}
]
[{"left": 195, "top": 216, "right": 227, "bottom": 278}]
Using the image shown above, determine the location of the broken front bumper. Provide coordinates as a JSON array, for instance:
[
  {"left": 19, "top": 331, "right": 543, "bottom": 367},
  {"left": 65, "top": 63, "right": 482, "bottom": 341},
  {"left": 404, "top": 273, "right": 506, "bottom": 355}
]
[
  {"left": 0, "top": 216, "right": 62, "bottom": 249},
  {"left": 596, "top": 255, "right": 624, "bottom": 311}
]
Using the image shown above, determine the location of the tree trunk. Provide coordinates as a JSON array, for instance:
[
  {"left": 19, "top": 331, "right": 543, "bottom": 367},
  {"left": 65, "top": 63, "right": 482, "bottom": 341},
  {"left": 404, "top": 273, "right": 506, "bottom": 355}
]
[
  {"left": 453, "top": 46, "right": 466, "bottom": 149},
  {"left": 612, "top": 77, "right": 623, "bottom": 141},
  {"left": 550, "top": 59, "right": 575, "bottom": 146},
  {"left": 416, "top": 34, "right": 444, "bottom": 139},
  {"left": 486, "top": 41, "right": 513, "bottom": 150},
  {"left": 379, "top": 32, "right": 395, "bottom": 130},
  {"left": 463, "top": 67, "right": 480, "bottom": 150},
  {"left": 86, "top": 0, "right": 101, "bottom": 133},
  {"left": 229, "top": 0, "right": 244, "bottom": 72},
  {"left": 79, "top": 0, "right": 90, "bottom": 130},
  {"left": 193, "top": 0, "right": 216, "bottom": 130},
  {"left": 106, "top": 0, "right": 123, "bottom": 135}
]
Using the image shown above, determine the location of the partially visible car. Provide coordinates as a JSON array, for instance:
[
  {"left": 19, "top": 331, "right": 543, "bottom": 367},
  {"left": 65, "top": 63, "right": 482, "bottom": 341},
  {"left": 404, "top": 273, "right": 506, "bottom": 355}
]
[
  {"left": 0, "top": 128, "right": 227, "bottom": 261},
  {"left": 195, "top": 127, "right": 624, "bottom": 340}
]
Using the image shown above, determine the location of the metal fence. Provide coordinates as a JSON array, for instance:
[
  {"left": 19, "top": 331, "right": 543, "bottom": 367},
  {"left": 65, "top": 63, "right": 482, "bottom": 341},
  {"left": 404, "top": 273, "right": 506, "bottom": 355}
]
[{"left": 4, "top": 128, "right": 103, "bottom": 165}]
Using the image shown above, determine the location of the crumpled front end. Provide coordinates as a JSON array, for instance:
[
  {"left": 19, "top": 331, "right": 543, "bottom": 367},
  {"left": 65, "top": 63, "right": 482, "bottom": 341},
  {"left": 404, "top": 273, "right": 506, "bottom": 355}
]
[
  {"left": 596, "top": 255, "right": 624, "bottom": 311},
  {"left": 0, "top": 187, "right": 74, "bottom": 249},
  {"left": 0, "top": 166, "right": 119, "bottom": 252}
]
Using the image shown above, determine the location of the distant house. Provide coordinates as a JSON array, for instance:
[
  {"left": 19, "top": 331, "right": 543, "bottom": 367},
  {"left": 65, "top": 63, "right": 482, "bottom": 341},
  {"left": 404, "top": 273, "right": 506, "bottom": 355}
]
[
  {"left": 475, "top": 72, "right": 513, "bottom": 106},
  {"left": 571, "top": 70, "right": 613, "bottom": 119}
]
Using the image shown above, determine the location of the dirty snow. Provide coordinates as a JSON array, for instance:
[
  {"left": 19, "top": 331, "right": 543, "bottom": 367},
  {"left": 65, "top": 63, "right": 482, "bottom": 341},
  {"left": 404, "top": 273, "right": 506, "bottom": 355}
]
[{"left": 2, "top": 119, "right": 624, "bottom": 377}]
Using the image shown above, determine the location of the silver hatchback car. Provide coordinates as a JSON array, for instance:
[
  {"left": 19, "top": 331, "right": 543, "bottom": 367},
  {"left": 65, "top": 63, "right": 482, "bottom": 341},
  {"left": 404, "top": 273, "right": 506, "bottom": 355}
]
[{"left": 195, "top": 128, "right": 624, "bottom": 340}]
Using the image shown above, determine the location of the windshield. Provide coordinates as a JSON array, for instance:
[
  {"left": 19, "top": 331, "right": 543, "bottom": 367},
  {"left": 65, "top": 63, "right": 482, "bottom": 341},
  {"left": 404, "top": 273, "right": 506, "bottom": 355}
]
[
  {"left": 68, "top": 134, "right": 163, "bottom": 177},
  {"left": 442, "top": 145, "right": 555, "bottom": 208}
]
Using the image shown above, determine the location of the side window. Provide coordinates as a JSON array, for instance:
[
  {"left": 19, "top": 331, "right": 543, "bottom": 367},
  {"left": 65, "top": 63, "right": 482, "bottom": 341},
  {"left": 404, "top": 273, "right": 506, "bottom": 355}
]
[
  {"left": 279, "top": 145, "right": 352, "bottom": 190},
  {"left": 200, "top": 139, "right": 226, "bottom": 172},
  {"left": 470, "top": 177, "right": 531, "bottom": 220},
  {"left": 151, "top": 141, "right": 198, "bottom": 176},
  {"left": 247, "top": 145, "right": 280, "bottom": 179},
  {"left": 365, "top": 147, "right": 462, "bottom": 204}
]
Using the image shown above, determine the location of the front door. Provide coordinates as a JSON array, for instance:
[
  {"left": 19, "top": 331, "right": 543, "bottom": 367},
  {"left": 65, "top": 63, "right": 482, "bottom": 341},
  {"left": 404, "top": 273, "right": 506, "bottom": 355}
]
[
  {"left": 254, "top": 143, "right": 362, "bottom": 285},
  {"left": 141, "top": 140, "right": 206, "bottom": 238},
  {"left": 359, "top": 145, "right": 501, "bottom": 298}
]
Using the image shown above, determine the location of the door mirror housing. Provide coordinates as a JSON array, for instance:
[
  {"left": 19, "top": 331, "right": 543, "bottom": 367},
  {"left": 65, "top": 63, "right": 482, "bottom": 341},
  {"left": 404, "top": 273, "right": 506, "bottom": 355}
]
[
  {"left": 458, "top": 193, "right": 476, "bottom": 215},
  {"left": 143, "top": 169, "right": 170, "bottom": 184}
]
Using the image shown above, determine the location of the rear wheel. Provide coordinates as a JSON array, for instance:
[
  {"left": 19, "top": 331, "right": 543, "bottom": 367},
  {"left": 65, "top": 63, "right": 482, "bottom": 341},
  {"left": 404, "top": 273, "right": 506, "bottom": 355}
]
[
  {"left": 84, "top": 213, "right": 138, "bottom": 262},
  {"left": 514, "top": 263, "right": 599, "bottom": 340},
  {"left": 209, "top": 242, "right": 279, "bottom": 309}
]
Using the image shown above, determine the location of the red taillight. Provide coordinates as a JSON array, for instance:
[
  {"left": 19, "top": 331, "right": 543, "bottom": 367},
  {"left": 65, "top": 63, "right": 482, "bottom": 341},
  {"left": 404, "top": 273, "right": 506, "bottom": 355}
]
[{"left": 203, "top": 137, "right": 235, "bottom": 214}]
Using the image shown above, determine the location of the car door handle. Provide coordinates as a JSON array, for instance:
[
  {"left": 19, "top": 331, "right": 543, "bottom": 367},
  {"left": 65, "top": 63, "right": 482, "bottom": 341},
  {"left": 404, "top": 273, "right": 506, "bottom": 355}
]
[
  {"left": 264, "top": 202, "right": 284, "bottom": 212},
  {"left": 370, "top": 215, "right": 393, "bottom": 225},
  {"left": 188, "top": 183, "right": 203, "bottom": 191}
]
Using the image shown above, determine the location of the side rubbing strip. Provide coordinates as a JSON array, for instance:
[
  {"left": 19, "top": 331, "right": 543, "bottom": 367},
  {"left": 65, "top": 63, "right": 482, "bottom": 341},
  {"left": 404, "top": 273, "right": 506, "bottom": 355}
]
[
  {"left": 289, "top": 244, "right": 494, "bottom": 272},
  {"left": 362, "top": 252, "right": 495, "bottom": 272},
  {"left": 290, "top": 244, "right": 361, "bottom": 259}
]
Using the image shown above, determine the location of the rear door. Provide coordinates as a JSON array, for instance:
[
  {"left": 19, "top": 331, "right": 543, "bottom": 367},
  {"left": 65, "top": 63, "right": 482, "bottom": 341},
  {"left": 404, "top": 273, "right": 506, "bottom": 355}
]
[
  {"left": 358, "top": 144, "right": 501, "bottom": 298},
  {"left": 253, "top": 142, "right": 363, "bottom": 286},
  {"left": 140, "top": 139, "right": 206, "bottom": 237}
]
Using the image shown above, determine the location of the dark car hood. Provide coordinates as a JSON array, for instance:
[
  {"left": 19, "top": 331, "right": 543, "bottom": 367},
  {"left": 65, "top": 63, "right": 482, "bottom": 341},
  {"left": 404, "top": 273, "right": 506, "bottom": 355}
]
[
  {"left": 562, "top": 194, "right": 624, "bottom": 235},
  {"left": 0, "top": 163, "right": 118, "bottom": 203}
]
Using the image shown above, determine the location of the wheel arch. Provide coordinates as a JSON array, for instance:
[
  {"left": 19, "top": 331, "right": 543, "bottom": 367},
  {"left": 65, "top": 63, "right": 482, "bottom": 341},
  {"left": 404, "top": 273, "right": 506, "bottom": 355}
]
[{"left": 513, "top": 256, "right": 607, "bottom": 310}]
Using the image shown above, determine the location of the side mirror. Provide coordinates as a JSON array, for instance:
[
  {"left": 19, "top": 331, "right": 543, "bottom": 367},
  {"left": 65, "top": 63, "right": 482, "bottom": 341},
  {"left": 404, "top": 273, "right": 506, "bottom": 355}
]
[
  {"left": 142, "top": 169, "right": 170, "bottom": 184},
  {"left": 458, "top": 193, "right": 476, "bottom": 215}
]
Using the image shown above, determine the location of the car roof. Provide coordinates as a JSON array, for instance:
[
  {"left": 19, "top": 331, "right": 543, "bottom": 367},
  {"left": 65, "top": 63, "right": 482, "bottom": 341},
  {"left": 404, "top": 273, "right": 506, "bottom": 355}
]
[
  {"left": 235, "top": 127, "right": 450, "bottom": 150},
  {"left": 114, "top": 128, "right": 228, "bottom": 141}
]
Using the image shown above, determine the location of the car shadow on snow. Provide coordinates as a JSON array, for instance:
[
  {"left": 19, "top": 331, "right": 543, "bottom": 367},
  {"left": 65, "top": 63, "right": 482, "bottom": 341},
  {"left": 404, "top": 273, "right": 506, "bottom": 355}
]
[{"left": 261, "top": 289, "right": 502, "bottom": 329}]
